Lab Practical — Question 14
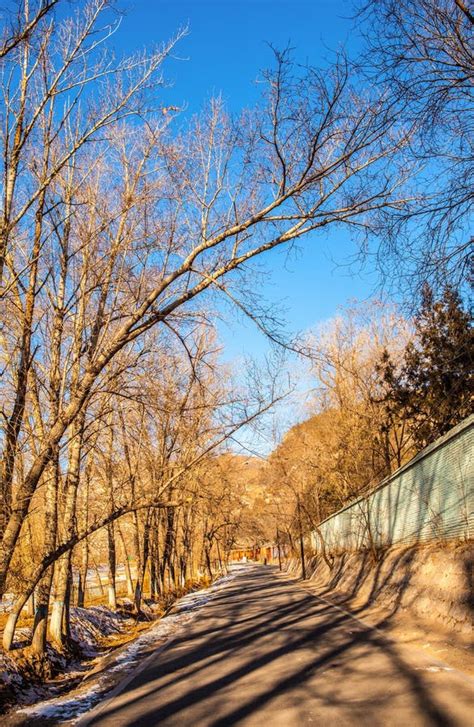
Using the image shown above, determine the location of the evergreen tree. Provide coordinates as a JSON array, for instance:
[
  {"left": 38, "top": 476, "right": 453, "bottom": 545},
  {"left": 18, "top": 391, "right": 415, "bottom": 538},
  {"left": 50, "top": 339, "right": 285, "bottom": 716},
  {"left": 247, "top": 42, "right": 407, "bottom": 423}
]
[{"left": 379, "top": 285, "right": 473, "bottom": 450}]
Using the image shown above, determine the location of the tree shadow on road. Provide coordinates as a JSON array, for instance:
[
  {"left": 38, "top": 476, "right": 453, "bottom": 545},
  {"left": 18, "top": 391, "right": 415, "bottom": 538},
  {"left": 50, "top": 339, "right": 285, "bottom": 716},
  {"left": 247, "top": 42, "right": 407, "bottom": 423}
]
[{"left": 54, "top": 566, "right": 473, "bottom": 727}]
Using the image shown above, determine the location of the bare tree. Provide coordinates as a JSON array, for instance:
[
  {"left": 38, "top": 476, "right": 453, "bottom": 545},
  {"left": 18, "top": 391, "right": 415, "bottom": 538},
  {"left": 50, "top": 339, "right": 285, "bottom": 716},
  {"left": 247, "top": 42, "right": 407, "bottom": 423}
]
[
  {"left": 0, "top": 2, "right": 414, "bottom": 662},
  {"left": 0, "top": 0, "right": 58, "bottom": 60},
  {"left": 0, "top": 0, "right": 181, "bottom": 573},
  {"left": 359, "top": 0, "right": 474, "bottom": 291}
]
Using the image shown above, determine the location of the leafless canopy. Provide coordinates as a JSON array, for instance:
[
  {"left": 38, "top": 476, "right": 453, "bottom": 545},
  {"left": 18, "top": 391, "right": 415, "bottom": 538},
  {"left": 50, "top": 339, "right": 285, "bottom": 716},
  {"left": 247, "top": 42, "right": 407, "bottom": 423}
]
[
  {"left": 358, "top": 0, "right": 474, "bottom": 293},
  {"left": 0, "top": 0, "right": 414, "bottom": 657}
]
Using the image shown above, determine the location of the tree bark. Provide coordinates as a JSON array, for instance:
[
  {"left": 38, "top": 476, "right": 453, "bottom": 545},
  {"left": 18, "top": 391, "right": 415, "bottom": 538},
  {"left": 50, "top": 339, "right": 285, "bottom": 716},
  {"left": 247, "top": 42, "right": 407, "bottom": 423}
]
[
  {"left": 107, "top": 522, "right": 117, "bottom": 610},
  {"left": 76, "top": 538, "right": 89, "bottom": 607},
  {"left": 118, "top": 523, "right": 134, "bottom": 597},
  {"left": 49, "top": 414, "right": 85, "bottom": 645},
  {"left": 30, "top": 456, "right": 58, "bottom": 655},
  {"left": 0, "top": 189, "right": 46, "bottom": 541}
]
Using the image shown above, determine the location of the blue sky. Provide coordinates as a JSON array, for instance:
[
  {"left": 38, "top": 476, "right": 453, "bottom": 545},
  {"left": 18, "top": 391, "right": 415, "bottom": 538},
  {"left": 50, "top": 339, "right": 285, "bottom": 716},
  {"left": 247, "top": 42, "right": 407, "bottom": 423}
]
[
  {"left": 108, "top": 0, "right": 378, "bottom": 363},
  {"left": 118, "top": 1, "right": 359, "bottom": 113}
]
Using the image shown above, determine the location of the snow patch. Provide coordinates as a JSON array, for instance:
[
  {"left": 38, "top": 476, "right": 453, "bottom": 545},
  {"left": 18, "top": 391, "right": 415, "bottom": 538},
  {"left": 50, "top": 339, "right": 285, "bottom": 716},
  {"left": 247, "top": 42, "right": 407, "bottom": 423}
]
[
  {"left": 17, "top": 567, "right": 244, "bottom": 723},
  {"left": 20, "top": 684, "right": 104, "bottom": 721}
]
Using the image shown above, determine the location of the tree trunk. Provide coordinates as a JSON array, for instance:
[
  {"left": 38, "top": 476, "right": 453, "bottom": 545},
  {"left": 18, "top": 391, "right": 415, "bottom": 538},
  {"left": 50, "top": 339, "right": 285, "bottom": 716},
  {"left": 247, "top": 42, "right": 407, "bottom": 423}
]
[
  {"left": 313, "top": 524, "right": 334, "bottom": 570},
  {"left": 30, "top": 453, "right": 58, "bottom": 655},
  {"left": 49, "top": 554, "right": 72, "bottom": 646},
  {"left": 131, "top": 512, "right": 142, "bottom": 610},
  {"left": 64, "top": 568, "right": 72, "bottom": 640},
  {"left": 152, "top": 514, "right": 161, "bottom": 598},
  {"left": 76, "top": 539, "right": 89, "bottom": 607},
  {"left": 76, "top": 572, "right": 84, "bottom": 609},
  {"left": 149, "top": 558, "right": 157, "bottom": 600},
  {"left": 49, "top": 413, "right": 85, "bottom": 645},
  {"left": 0, "top": 188, "right": 45, "bottom": 545},
  {"left": 3, "top": 588, "right": 31, "bottom": 650},
  {"left": 216, "top": 539, "right": 224, "bottom": 575},
  {"left": 30, "top": 567, "right": 53, "bottom": 656},
  {"left": 205, "top": 547, "right": 213, "bottom": 579},
  {"left": 160, "top": 506, "right": 175, "bottom": 592},
  {"left": 26, "top": 592, "right": 35, "bottom": 617},
  {"left": 134, "top": 513, "right": 151, "bottom": 612},
  {"left": 107, "top": 522, "right": 117, "bottom": 610},
  {"left": 118, "top": 524, "right": 134, "bottom": 597},
  {"left": 297, "top": 495, "right": 307, "bottom": 580},
  {"left": 92, "top": 558, "right": 105, "bottom": 596}
]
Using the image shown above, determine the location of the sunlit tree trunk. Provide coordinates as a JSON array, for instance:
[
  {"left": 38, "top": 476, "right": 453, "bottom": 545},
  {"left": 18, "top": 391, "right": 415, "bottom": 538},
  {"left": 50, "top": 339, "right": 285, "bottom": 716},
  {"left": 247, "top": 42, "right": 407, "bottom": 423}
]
[
  {"left": 30, "top": 456, "right": 58, "bottom": 657},
  {"left": 0, "top": 189, "right": 46, "bottom": 547},
  {"left": 50, "top": 415, "right": 85, "bottom": 644},
  {"left": 118, "top": 524, "right": 134, "bottom": 597},
  {"left": 134, "top": 512, "right": 151, "bottom": 612}
]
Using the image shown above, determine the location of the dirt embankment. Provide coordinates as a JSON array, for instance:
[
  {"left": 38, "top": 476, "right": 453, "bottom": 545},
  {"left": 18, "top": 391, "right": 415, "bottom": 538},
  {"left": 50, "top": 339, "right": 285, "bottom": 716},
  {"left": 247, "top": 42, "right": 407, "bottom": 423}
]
[{"left": 285, "top": 541, "right": 473, "bottom": 671}]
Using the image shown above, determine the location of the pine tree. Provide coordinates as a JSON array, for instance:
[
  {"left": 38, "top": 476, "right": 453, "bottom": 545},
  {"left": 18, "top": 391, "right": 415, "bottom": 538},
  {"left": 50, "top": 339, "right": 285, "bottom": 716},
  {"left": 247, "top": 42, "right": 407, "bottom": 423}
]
[{"left": 379, "top": 285, "right": 473, "bottom": 450}]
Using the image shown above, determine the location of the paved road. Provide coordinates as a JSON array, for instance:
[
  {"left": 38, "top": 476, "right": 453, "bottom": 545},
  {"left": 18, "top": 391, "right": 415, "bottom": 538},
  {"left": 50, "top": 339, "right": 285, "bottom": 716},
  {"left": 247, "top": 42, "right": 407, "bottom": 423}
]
[{"left": 80, "top": 565, "right": 474, "bottom": 727}]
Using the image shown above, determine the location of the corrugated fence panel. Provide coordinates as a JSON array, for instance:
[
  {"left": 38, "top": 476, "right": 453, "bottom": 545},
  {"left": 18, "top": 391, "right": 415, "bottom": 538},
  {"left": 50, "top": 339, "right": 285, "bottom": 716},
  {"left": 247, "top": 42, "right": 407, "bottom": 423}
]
[{"left": 310, "top": 415, "right": 473, "bottom": 554}]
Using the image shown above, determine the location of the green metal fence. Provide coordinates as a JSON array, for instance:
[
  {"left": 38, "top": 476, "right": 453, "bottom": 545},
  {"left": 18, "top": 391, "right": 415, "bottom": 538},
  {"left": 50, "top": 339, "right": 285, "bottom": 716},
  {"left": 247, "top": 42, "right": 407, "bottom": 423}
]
[{"left": 310, "top": 415, "right": 473, "bottom": 554}]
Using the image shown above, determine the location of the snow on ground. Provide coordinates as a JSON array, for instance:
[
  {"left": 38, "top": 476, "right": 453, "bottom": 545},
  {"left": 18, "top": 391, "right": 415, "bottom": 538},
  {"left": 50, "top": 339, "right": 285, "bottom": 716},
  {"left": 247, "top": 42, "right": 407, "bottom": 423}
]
[
  {"left": 69, "top": 605, "right": 136, "bottom": 657},
  {"left": 16, "top": 566, "right": 247, "bottom": 724},
  {"left": 0, "top": 594, "right": 15, "bottom": 614},
  {"left": 16, "top": 684, "right": 105, "bottom": 722},
  {"left": 0, "top": 604, "right": 135, "bottom": 688}
]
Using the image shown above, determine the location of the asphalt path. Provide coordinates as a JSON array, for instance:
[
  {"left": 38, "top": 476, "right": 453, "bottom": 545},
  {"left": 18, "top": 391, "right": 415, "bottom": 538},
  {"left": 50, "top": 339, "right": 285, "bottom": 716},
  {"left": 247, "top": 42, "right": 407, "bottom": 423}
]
[{"left": 78, "top": 564, "right": 474, "bottom": 727}]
